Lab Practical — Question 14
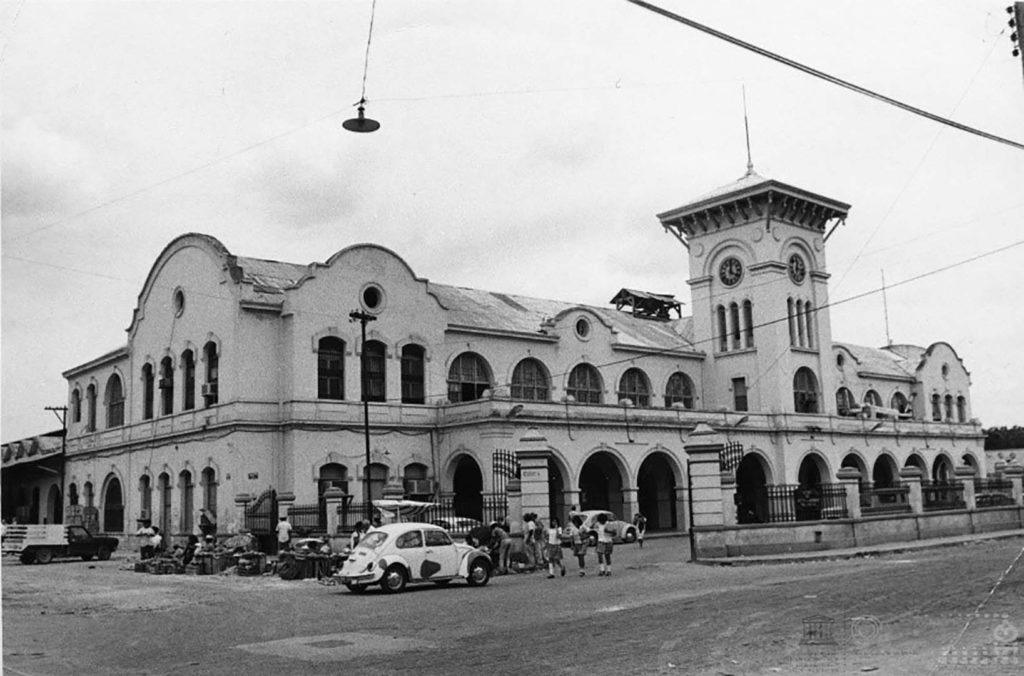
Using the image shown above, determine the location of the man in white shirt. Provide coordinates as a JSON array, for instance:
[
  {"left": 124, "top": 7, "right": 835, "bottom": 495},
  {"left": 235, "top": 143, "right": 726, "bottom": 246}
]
[
  {"left": 136, "top": 520, "right": 155, "bottom": 559},
  {"left": 276, "top": 516, "right": 292, "bottom": 552}
]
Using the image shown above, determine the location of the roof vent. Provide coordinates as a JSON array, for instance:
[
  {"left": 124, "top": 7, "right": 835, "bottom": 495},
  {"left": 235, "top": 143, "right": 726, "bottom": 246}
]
[{"left": 609, "top": 288, "right": 683, "bottom": 321}]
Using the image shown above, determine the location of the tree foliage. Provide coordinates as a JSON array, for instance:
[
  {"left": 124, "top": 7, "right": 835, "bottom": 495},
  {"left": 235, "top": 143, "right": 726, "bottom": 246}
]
[{"left": 983, "top": 426, "right": 1024, "bottom": 451}]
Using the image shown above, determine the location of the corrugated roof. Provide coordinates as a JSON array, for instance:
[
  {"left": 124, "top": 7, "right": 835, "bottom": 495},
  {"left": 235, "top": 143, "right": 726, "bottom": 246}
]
[
  {"left": 234, "top": 256, "right": 308, "bottom": 293},
  {"left": 835, "top": 342, "right": 917, "bottom": 379}
]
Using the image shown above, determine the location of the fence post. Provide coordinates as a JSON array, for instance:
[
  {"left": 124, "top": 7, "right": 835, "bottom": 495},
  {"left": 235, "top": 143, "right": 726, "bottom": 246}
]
[
  {"left": 954, "top": 465, "right": 976, "bottom": 510},
  {"left": 898, "top": 467, "right": 923, "bottom": 514},
  {"left": 720, "top": 471, "right": 736, "bottom": 526},
  {"left": 324, "top": 488, "right": 345, "bottom": 536},
  {"left": 836, "top": 467, "right": 862, "bottom": 519},
  {"left": 1002, "top": 465, "right": 1023, "bottom": 506}
]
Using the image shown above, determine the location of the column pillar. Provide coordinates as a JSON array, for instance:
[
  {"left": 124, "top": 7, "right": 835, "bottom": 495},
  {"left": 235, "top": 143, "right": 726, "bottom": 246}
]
[
  {"left": 233, "top": 493, "right": 252, "bottom": 535},
  {"left": 836, "top": 467, "right": 862, "bottom": 520},
  {"left": 276, "top": 491, "right": 295, "bottom": 521},
  {"left": 954, "top": 465, "right": 976, "bottom": 510},
  {"left": 506, "top": 479, "right": 523, "bottom": 536},
  {"left": 674, "top": 486, "right": 689, "bottom": 531},
  {"left": 562, "top": 489, "right": 581, "bottom": 517},
  {"left": 516, "top": 427, "right": 552, "bottom": 524},
  {"left": 323, "top": 488, "right": 345, "bottom": 537},
  {"left": 720, "top": 472, "right": 737, "bottom": 526},
  {"left": 622, "top": 487, "right": 639, "bottom": 523},
  {"left": 1001, "top": 465, "right": 1023, "bottom": 506},
  {"left": 898, "top": 467, "right": 923, "bottom": 514}
]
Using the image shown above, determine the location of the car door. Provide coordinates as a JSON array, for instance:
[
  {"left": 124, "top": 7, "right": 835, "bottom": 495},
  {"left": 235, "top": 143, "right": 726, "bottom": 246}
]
[
  {"left": 423, "top": 528, "right": 460, "bottom": 579},
  {"left": 65, "top": 526, "right": 87, "bottom": 556},
  {"left": 394, "top": 529, "right": 427, "bottom": 580}
]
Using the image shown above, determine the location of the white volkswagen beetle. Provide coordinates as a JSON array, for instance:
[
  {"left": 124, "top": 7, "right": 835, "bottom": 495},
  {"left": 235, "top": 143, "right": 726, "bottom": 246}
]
[{"left": 336, "top": 522, "right": 492, "bottom": 593}]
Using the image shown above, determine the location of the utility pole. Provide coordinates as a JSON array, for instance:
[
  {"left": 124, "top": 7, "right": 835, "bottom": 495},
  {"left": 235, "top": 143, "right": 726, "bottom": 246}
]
[
  {"left": 349, "top": 310, "right": 377, "bottom": 519},
  {"left": 45, "top": 405, "right": 68, "bottom": 523}
]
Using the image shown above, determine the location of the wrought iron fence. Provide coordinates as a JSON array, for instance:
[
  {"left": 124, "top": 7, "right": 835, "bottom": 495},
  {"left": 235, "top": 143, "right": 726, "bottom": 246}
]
[
  {"left": 242, "top": 489, "right": 277, "bottom": 535},
  {"left": 287, "top": 504, "right": 322, "bottom": 535},
  {"left": 922, "top": 482, "right": 965, "bottom": 511},
  {"left": 859, "top": 483, "right": 912, "bottom": 515},
  {"left": 974, "top": 478, "right": 1015, "bottom": 508},
  {"left": 763, "top": 483, "right": 848, "bottom": 523}
]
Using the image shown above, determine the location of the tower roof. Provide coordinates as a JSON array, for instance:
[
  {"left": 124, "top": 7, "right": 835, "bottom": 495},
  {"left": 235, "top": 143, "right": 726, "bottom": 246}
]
[{"left": 656, "top": 171, "right": 851, "bottom": 247}]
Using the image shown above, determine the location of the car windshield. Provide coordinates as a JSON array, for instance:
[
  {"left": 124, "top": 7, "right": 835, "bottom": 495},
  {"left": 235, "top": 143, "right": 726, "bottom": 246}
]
[{"left": 355, "top": 531, "right": 388, "bottom": 550}]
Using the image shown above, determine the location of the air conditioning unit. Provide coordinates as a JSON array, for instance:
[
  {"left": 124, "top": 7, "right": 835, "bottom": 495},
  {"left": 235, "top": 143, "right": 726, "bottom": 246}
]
[
  {"left": 158, "top": 378, "right": 173, "bottom": 389},
  {"left": 404, "top": 479, "right": 434, "bottom": 495},
  {"left": 201, "top": 382, "right": 218, "bottom": 397}
]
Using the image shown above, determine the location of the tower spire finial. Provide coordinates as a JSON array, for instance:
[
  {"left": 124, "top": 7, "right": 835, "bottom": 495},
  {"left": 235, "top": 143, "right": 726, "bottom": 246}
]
[{"left": 743, "top": 86, "right": 755, "bottom": 176}]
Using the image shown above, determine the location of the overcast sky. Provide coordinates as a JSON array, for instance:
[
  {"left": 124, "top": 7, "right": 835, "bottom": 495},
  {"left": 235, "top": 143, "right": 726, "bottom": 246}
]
[{"left": 2, "top": 1, "right": 1023, "bottom": 442}]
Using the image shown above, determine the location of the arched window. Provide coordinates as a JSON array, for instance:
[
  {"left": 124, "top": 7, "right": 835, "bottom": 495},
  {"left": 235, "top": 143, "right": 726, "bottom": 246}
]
[
  {"left": 102, "top": 476, "right": 123, "bottom": 533},
  {"left": 181, "top": 349, "right": 196, "bottom": 411},
  {"left": 931, "top": 393, "right": 942, "bottom": 421},
  {"left": 795, "top": 300, "right": 806, "bottom": 347},
  {"left": 84, "top": 481, "right": 95, "bottom": 508},
  {"left": 618, "top": 368, "right": 651, "bottom": 407},
  {"left": 793, "top": 367, "right": 819, "bottom": 413},
  {"left": 956, "top": 396, "right": 967, "bottom": 423},
  {"left": 665, "top": 372, "right": 695, "bottom": 409},
  {"left": 366, "top": 463, "right": 388, "bottom": 502},
  {"left": 201, "top": 468, "right": 217, "bottom": 516},
  {"left": 864, "top": 390, "right": 882, "bottom": 408},
  {"left": 567, "top": 363, "right": 603, "bottom": 405},
  {"left": 743, "top": 300, "right": 754, "bottom": 348},
  {"left": 203, "top": 341, "right": 219, "bottom": 407},
  {"left": 400, "top": 344, "right": 425, "bottom": 404},
  {"left": 317, "top": 337, "right": 345, "bottom": 400},
  {"left": 447, "top": 353, "right": 492, "bottom": 403},
  {"left": 804, "top": 301, "right": 815, "bottom": 348},
  {"left": 71, "top": 389, "right": 81, "bottom": 423},
  {"left": 105, "top": 374, "right": 124, "bottom": 428},
  {"left": 944, "top": 395, "right": 953, "bottom": 421},
  {"left": 68, "top": 483, "right": 79, "bottom": 506},
  {"left": 511, "top": 358, "right": 550, "bottom": 401},
  {"left": 729, "top": 302, "right": 741, "bottom": 350},
  {"left": 318, "top": 463, "right": 349, "bottom": 497},
  {"left": 717, "top": 305, "right": 728, "bottom": 352},
  {"left": 142, "top": 364, "right": 155, "bottom": 420},
  {"left": 362, "top": 340, "right": 386, "bottom": 402},
  {"left": 159, "top": 357, "right": 174, "bottom": 416},
  {"left": 86, "top": 384, "right": 97, "bottom": 432},
  {"left": 178, "top": 471, "right": 194, "bottom": 534},
  {"left": 787, "top": 298, "right": 796, "bottom": 345},
  {"left": 403, "top": 462, "right": 431, "bottom": 497},
  {"left": 835, "top": 387, "right": 856, "bottom": 416},
  {"left": 890, "top": 392, "right": 910, "bottom": 415}
]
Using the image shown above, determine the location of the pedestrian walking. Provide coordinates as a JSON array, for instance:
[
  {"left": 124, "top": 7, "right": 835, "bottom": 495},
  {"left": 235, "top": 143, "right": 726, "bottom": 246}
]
[
  {"left": 545, "top": 517, "right": 566, "bottom": 578},
  {"left": 595, "top": 513, "right": 614, "bottom": 576},
  {"left": 523, "top": 513, "right": 538, "bottom": 571},
  {"left": 276, "top": 515, "right": 293, "bottom": 552},
  {"left": 568, "top": 515, "right": 588, "bottom": 576},
  {"left": 491, "top": 521, "right": 512, "bottom": 574},
  {"left": 633, "top": 512, "right": 647, "bottom": 548}
]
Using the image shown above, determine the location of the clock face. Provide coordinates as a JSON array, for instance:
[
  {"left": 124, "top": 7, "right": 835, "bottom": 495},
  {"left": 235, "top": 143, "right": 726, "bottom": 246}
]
[
  {"left": 788, "top": 254, "right": 807, "bottom": 283},
  {"left": 719, "top": 257, "right": 743, "bottom": 287}
]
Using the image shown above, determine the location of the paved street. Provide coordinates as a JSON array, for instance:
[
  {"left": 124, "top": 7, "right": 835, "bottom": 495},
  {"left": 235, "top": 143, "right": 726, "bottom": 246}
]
[{"left": 3, "top": 536, "right": 1023, "bottom": 675}]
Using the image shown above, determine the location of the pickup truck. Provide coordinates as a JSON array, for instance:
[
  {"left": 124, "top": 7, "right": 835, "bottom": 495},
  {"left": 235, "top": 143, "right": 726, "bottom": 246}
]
[{"left": 1, "top": 524, "right": 119, "bottom": 564}]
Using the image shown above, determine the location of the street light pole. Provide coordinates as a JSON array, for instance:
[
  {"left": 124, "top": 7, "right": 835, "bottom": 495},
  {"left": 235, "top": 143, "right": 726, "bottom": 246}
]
[{"left": 349, "top": 310, "right": 377, "bottom": 520}]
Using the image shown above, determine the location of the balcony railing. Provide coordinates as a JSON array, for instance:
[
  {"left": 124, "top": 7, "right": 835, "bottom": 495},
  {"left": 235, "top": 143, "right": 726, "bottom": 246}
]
[{"left": 860, "top": 483, "right": 912, "bottom": 515}]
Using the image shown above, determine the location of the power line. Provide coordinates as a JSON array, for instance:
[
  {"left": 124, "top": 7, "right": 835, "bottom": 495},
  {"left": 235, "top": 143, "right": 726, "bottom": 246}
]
[{"left": 624, "top": 0, "right": 1024, "bottom": 152}]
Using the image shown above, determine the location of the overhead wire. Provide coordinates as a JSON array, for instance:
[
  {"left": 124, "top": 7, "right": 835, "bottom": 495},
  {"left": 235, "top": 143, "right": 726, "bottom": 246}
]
[{"left": 623, "top": 0, "right": 1024, "bottom": 152}]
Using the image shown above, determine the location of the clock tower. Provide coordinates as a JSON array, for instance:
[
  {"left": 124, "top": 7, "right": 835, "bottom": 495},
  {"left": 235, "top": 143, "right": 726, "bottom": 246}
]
[{"left": 657, "top": 171, "right": 850, "bottom": 415}]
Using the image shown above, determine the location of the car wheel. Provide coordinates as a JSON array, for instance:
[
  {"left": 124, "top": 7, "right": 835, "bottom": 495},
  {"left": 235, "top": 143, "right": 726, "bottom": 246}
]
[
  {"left": 466, "top": 558, "right": 490, "bottom": 587},
  {"left": 81, "top": 554, "right": 94, "bottom": 562},
  {"left": 35, "top": 548, "right": 54, "bottom": 565},
  {"left": 381, "top": 564, "right": 407, "bottom": 593},
  {"left": 20, "top": 552, "right": 36, "bottom": 565},
  {"left": 96, "top": 546, "right": 112, "bottom": 561},
  {"left": 345, "top": 583, "right": 367, "bottom": 594},
  {"left": 623, "top": 527, "right": 637, "bottom": 544}
]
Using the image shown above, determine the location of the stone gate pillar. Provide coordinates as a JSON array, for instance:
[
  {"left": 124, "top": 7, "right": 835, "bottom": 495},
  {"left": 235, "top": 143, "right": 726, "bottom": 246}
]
[
  {"left": 720, "top": 472, "right": 737, "bottom": 526},
  {"left": 277, "top": 492, "right": 295, "bottom": 521},
  {"left": 1003, "top": 465, "right": 1023, "bottom": 506},
  {"left": 898, "top": 467, "right": 923, "bottom": 514},
  {"left": 323, "top": 488, "right": 346, "bottom": 536},
  {"left": 954, "top": 465, "right": 976, "bottom": 510},
  {"left": 836, "top": 467, "right": 862, "bottom": 520},
  {"left": 516, "top": 427, "right": 551, "bottom": 524},
  {"left": 684, "top": 423, "right": 726, "bottom": 559}
]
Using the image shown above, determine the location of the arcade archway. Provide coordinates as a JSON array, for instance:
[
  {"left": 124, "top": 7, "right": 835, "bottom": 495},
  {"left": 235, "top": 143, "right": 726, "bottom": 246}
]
[
  {"left": 637, "top": 452, "right": 678, "bottom": 530},
  {"left": 452, "top": 455, "right": 483, "bottom": 520},
  {"left": 736, "top": 454, "right": 770, "bottom": 524},
  {"left": 872, "top": 455, "right": 899, "bottom": 488},
  {"left": 579, "top": 451, "right": 626, "bottom": 516}
]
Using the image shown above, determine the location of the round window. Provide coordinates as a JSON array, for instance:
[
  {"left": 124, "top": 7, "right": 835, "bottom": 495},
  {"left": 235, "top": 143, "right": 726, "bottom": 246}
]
[
  {"left": 361, "top": 284, "right": 384, "bottom": 312},
  {"left": 173, "top": 289, "right": 185, "bottom": 316},
  {"left": 575, "top": 317, "right": 590, "bottom": 339}
]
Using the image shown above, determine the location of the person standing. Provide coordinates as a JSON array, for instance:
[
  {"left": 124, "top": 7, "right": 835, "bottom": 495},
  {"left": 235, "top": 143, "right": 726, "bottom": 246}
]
[
  {"left": 276, "top": 515, "right": 293, "bottom": 553},
  {"left": 136, "top": 520, "right": 155, "bottom": 559},
  {"left": 545, "top": 517, "right": 566, "bottom": 578},
  {"left": 569, "top": 515, "right": 589, "bottom": 576},
  {"left": 633, "top": 512, "right": 647, "bottom": 549},
  {"left": 491, "top": 521, "right": 511, "bottom": 574},
  {"left": 150, "top": 526, "right": 163, "bottom": 555},
  {"left": 523, "top": 513, "right": 538, "bottom": 571},
  {"left": 595, "top": 513, "right": 614, "bottom": 576}
]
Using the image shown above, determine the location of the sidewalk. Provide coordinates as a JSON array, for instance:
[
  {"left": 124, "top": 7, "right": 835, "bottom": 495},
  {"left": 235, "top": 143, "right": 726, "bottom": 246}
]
[{"left": 695, "top": 528, "right": 1024, "bottom": 566}]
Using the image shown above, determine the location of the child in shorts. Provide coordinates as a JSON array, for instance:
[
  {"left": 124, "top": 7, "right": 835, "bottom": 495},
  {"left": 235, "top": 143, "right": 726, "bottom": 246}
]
[
  {"left": 596, "top": 512, "right": 614, "bottom": 576},
  {"left": 545, "top": 517, "right": 566, "bottom": 578}
]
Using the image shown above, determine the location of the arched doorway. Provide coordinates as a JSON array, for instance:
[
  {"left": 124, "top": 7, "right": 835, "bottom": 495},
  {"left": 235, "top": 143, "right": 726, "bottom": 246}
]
[
  {"left": 872, "top": 455, "right": 898, "bottom": 488},
  {"left": 452, "top": 456, "right": 483, "bottom": 520},
  {"left": 318, "top": 463, "right": 348, "bottom": 528},
  {"left": 932, "top": 455, "right": 954, "bottom": 484},
  {"left": 366, "top": 463, "right": 388, "bottom": 503},
  {"left": 796, "top": 454, "right": 829, "bottom": 521},
  {"left": 736, "top": 454, "right": 770, "bottom": 524},
  {"left": 158, "top": 473, "right": 172, "bottom": 537},
  {"left": 797, "top": 454, "right": 828, "bottom": 488},
  {"left": 102, "top": 476, "right": 124, "bottom": 533},
  {"left": 47, "top": 485, "right": 62, "bottom": 525},
  {"left": 579, "top": 451, "right": 625, "bottom": 516},
  {"left": 178, "top": 471, "right": 194, "bottom": 534},
  {"left": 637, "top": 452, "right": 678, "bottom": 530}
]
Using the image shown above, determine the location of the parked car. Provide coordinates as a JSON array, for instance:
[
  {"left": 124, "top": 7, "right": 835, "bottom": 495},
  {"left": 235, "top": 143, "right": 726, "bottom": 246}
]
[
  {"left": 336, "top": 522, "right": 492, "bottom": 593},
  {"left": 569, "top": 510, "right": 638, "bottom": 547},
  {"left": 1, "top": 524, "right": 119, "bottom": 564},
  {"left": 431, "top": 517, "right": 482, "bottom": 533}
]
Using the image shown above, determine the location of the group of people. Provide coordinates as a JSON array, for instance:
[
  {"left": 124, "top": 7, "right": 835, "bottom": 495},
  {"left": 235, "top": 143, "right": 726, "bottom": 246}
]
[{"left": 469, "top": 511, "right": 648, "bottom": 579}]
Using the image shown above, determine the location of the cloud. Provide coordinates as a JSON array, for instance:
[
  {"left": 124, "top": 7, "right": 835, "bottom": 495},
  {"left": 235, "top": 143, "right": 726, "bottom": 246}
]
[{"left": 0, "top": 116, "right": 103, "bottom": 221}]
